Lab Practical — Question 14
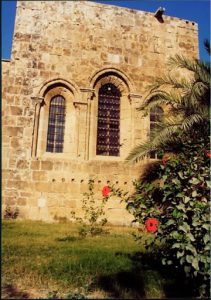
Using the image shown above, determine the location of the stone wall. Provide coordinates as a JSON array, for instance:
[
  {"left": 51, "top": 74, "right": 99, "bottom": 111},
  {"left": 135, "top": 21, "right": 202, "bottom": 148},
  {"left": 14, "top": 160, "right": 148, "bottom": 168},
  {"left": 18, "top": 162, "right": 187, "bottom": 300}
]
[{"left": 2, "top": 1, "right": 199, "bottom": 224}]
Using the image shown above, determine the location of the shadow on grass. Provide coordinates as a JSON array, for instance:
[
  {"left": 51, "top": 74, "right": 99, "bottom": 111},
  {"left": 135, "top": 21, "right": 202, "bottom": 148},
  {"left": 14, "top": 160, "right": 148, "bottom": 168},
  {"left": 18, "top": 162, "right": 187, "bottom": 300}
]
[
  {"left": 2, "top": 284, "right": 30, "bottom": 299},
  {"left": 130, "top": 252, "right": 196, "bottom": 298},
  {"left": 93, "top": 252, "right": 196, "bottom": 299}
]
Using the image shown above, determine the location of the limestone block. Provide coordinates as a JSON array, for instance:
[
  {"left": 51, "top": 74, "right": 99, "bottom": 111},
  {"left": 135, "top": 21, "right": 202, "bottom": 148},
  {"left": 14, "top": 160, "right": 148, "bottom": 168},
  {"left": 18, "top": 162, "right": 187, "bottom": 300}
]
[
  {"left": 5, "top": 126, "right": 23, "bottom": 137},
  {"left": 31, "top": 161, "right": 41, "bottom": 170},
  {"left": 32, "top": 171, "right": 47, "bottom": 181},
  {"left": 17, "top": 160, "right": 29, "bottom": 169},
  {"left": 10, "top": 106, "right": 23, "bottom": 116},
  {"left": 41, "top": 161, "right": 53, "bottom": 171},
  {"left": 17, "top": 197, "right": 27, "bottom": 206},
  {"left": 35, "top": 182, "right": 52, "bottom": 192}
]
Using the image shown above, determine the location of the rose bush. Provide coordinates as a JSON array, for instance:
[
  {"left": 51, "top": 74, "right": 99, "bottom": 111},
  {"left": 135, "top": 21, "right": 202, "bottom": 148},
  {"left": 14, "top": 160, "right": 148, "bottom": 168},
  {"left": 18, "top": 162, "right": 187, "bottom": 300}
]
[
  {"left": 125, "top": 138, "right": 210, "bottom": 297},
  {"left": 109, "top": 138, "right": 210, "bottom": 297}
]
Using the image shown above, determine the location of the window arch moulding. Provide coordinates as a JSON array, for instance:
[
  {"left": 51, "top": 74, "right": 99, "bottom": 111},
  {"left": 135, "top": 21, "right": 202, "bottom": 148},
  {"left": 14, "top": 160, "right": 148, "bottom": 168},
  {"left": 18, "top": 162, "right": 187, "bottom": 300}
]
[
  {"left": 33, "top": 79, "right": 80, "bottom": 159},
  {"left": 88, "top": 69, "right": 140, "bottom": 161}
]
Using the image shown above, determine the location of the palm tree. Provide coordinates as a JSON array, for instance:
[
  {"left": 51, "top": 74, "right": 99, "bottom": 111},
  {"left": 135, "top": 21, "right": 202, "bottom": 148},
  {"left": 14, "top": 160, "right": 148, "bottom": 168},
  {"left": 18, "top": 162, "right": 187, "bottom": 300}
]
[{"left": 126, "top": 40, "right": 210, "bottom": 163}]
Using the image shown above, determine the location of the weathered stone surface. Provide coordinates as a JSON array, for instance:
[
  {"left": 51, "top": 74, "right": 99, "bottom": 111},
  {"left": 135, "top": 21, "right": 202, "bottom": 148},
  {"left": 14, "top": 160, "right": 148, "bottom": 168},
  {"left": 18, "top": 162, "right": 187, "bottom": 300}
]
[
  {"left": 41, "top": 161, "right": 53, "bottom": 171},
  {"left": 2, "top": 1, "right": 198, "bottom": 224}
]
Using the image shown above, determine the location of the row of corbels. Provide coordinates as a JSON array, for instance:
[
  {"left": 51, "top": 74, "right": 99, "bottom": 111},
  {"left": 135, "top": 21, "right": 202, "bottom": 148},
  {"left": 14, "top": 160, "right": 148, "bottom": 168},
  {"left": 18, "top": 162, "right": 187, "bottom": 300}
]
[{"left": 51, "top": 178, "right": 128, "bottom": 184}]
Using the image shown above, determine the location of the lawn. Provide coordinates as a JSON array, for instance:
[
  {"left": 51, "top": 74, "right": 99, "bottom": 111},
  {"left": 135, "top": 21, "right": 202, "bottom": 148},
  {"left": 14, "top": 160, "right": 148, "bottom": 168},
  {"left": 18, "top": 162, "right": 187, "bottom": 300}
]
[{"left": 2, "top": 220, "right": 195, "bottom": 299}]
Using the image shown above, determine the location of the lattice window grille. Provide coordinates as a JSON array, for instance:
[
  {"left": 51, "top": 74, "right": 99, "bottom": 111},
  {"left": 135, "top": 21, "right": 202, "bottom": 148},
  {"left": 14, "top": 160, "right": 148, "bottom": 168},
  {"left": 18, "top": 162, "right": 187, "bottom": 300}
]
[{"left": 46, "top": 95, "right": 66, "bottom": 153}]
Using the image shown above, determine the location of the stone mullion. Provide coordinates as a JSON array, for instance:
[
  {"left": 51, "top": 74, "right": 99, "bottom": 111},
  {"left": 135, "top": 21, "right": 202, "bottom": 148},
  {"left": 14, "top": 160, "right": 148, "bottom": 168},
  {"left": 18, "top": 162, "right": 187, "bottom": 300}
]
[
  {"left": 73, "top": 101, "right": 89, "bottom": 159},
  {"left": 31, "top": 96, "right": 44, "bottom": 158},
  {"left": 80, "top": 88, "right": 95, "bottom": 160},
  {"left": 129, "top": 93, "right": 142, "bottom": 148}
]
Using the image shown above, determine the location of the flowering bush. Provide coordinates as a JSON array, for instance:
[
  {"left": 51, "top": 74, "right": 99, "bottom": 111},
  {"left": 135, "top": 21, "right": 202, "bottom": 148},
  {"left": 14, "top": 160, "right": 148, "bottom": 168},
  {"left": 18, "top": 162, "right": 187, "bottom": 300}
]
[
  {"left": 71, "top": 179, "right": 109, "bottom": 237},
  {"left": 125, "top": 139, "right": 210, "bottom": 297},
  {"left": 107, "top": 138, "right": 210, "bottom": 296}
]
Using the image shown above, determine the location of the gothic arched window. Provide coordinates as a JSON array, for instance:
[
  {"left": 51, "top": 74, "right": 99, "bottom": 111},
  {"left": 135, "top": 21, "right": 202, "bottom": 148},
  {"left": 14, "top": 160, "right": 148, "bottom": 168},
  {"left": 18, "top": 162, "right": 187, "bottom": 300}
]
[
  {"left": 150, "top": 106, "right": 164, "bottom": 158},
  {"left": 96, "top": 83, "right": 121, "bottom": 156},
  {"left": 46, "top": 95, "right": 66, "bottom": 153}
]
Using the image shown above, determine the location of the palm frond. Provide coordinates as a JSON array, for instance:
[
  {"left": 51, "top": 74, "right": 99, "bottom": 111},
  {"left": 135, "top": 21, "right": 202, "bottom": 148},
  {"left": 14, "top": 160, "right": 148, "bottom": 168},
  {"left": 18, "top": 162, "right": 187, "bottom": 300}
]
[
  {"left": 126, "top": 124, "right": 180, "bottom": 163},
  {"left": 204, "top": 39, "right": 211, "bottom": 55},
  {"left": 126, "top": 50, "right": 210, "bottom": 163},
  {"left": 148, "top": 74, "right": 191, "bottom": 91}
]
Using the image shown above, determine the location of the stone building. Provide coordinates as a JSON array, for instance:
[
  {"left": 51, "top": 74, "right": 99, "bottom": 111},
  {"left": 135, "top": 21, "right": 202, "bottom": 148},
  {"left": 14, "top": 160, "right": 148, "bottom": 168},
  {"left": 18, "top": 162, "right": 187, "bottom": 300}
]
[{"left": 2, "top": 1, "right": 199, "bottom": 224}]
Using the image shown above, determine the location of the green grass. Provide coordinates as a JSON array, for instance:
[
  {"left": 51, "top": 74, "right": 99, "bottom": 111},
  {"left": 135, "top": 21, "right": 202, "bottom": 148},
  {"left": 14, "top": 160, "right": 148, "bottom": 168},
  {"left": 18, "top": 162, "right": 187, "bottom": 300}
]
[{"left": 2, "top": 220, "right": 194, "bottom": 299}]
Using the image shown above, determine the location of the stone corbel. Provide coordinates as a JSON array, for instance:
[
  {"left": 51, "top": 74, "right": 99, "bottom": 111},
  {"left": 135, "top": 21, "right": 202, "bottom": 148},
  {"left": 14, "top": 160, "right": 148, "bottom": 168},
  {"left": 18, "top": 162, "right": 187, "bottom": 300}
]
[{"left": 31, "top": 96, "right": 44, "bottom": 158}]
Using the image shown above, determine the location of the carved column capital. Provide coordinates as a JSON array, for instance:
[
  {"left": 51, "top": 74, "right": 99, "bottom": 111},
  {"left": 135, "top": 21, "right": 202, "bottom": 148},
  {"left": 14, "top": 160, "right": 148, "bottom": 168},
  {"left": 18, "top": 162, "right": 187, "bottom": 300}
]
[
  {"left": 73, "top": 101, "right": 88, "bottom": 109},
  {"left": 80, "top": 88, "right": 95, "bottom": 101},
  {"left": 128, "top": 93, "right": 142, "bottom": 107},
  {"left": 31, "top": 96, "right": 45, "bottom": 106}
]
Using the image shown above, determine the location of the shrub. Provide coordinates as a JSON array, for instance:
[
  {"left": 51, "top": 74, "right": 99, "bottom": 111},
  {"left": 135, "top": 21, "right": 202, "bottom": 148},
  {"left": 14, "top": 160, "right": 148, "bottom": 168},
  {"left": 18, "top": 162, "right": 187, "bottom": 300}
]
[
  {"left": 4, "top": 206, "right": 19, "bottom": 219},
  {"left": 125, "top": 139, "right": 210, "bottom": 297},
  {"left": 71, "top": 179, "right": 109, "bottom": 237}
]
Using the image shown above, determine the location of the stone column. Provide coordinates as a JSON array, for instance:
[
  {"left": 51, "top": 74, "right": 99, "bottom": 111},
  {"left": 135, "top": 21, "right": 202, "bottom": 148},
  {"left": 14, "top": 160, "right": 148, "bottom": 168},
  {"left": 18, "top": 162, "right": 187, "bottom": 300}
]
[
  {"left": 128, "top": 93, "right": 142, "bottom": 147},
  {"left": 80, "top": 88, "right": 95, "bottom": 160},
  {"left": 31, "top": 96, "right": 44, "bottom": 158},
  {"left": 73, "top": 102, "right": 87, "bottom": 159}
]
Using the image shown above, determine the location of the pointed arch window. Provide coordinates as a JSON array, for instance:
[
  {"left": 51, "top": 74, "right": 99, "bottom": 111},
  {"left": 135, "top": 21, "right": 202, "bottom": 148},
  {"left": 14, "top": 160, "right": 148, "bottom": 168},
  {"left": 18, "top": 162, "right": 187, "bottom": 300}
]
[
  {"left": 46, "top": 95, "right": 66, "bottom": 153},
  {"left": 150, "top": 106, "right": 164, "bottom": 158},
  {"left": 96, "top": 83, "right": 121, "bottom": 156}
]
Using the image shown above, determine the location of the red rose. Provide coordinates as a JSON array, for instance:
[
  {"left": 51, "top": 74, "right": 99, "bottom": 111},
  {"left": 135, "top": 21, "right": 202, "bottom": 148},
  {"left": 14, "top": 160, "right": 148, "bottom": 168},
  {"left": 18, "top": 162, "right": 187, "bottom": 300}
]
[
  {"left": 206, "top": 151, "right": 211, "bottom": 157},
  {"left": 102, "top": 186, "right": 110, "bottom": 197},
  {"left": 145, "top": 218, "right": 158, "bottom": 233}
]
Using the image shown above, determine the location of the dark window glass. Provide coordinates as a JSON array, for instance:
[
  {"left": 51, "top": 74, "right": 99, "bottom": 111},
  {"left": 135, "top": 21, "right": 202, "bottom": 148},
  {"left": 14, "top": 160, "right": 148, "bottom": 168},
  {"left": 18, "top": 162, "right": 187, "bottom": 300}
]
[
  {"left": 150, "top": 106, "right": 164, "bottom": 158},
  {"left": 46, "top": 95, "right": 65, "bottom": 153},
  {"left": 96, "top": 83, "right": 121, "bottom": 156}
]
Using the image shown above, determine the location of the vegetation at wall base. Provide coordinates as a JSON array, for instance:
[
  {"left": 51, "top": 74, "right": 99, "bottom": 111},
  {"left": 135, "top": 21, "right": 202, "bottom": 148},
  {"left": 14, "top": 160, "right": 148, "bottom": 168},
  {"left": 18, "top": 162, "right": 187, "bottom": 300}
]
[
  {"left": 125, "top": 137, "right": 210, "bottom": 297},
  {"left": 71, "top": 179, "right": 109, "bottom": 237}
]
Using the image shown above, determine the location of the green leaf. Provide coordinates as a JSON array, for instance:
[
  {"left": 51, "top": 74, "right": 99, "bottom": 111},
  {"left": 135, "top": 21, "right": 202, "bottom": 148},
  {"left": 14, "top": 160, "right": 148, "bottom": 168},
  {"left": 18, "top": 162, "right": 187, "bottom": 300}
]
[
  {"left": 166, "top": 219, "right": 175, "bottom": 226},
  {"left": 172, "top": 178, "right": 181, "bottom": 185},
  {"left": 172, "top": 243, "right": 181, "bottom": 249},
  {"left": 172, "top": 209, "right": 178, "bottom": 217},
  {"left": 176, "top": 193, "right": 184, "bottom": 198},
  {"left": 202, "top": 224, "right": 210, "bottom": 230},
  {"left": 203, "top": 234, "right": 210, "bottom": 244},
  {"left": 185, "top": 244, "right": 197, "bottom": 255},
  {"left": 206, "top": 181, "right": 211, "bottom": 188},
  {"left": 177, "top": 251, "right": 184, "bottom": 258},
  {"left": 178, "top": 171, "right": 184, "bottom": 179},
  {"left": 162, "top": 175, "right": 168, "bottom": 182},
  {"left": 186, "top": 233, "right": 195, "bottom": 242},
  {"left": 186, "top": 255, "right": 193, "bottom": 264},
  {"left": 139, "top": 204, "right": 147, "bottom": 209},
  {"left": 192, "top": 258, "right": 199, "bottom": 271},
  {"left": 189, "top": 177, "right": 200, "bottom": 185},
  {"left": 179, "top": 223, "right": 190, "bottom": 233},
  {"left": 176, "top": 204, "right": 186, "bottom": 212},
  {"left": 184, "top": 196, "right": 190, "bottom": 203},
  {"left": 192, "top": 191, "right": 197, "bottom": 197}
]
